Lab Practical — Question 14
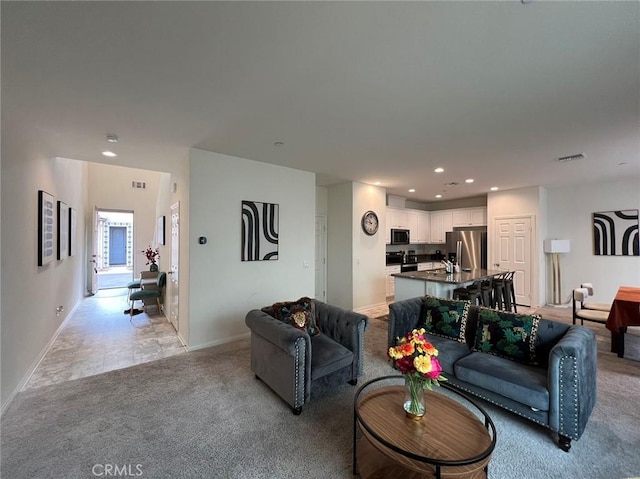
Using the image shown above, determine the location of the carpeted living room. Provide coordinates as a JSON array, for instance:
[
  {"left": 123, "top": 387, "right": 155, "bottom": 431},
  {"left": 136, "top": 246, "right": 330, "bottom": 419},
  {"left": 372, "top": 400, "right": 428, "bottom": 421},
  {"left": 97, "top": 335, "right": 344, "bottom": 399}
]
[
  {"left": 2, "top": 2, "right": 639, "bottom": 478},
  {"left": 1, "top": 300, "right": 639, "bottom": 478}
]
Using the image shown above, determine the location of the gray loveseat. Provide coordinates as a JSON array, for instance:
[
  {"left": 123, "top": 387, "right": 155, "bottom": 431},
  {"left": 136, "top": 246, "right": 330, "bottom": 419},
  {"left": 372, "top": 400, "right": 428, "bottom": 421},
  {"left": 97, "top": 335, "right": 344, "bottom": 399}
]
[
  {"left": 389, "top": 296, "right": 597, "bottom": 452},
  {"left": 245, "top": 300, "right": 368, "bottom": 414}
]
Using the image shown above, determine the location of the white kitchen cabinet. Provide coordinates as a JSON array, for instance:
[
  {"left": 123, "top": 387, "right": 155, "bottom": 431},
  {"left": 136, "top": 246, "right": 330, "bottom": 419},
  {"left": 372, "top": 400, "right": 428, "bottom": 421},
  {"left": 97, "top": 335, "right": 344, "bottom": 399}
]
[
  {"left": 407, "top": 210, "right": 418, "bottom": 241},
  {"left": 387, "top": 207, "right": 409, "bottom": 229},
  {"left": 385, "top": 265, "right": 401, "bottom": 297},
  {"left": 417, "top": 262, "right": 432, "bottom": 272},
  {"left": 415, "top": 211, "right": 430, "bottom": 243},
  {"left": 430, "top": 210, "right": 453, "bottom": 243},
  {"left": 452, "top": 207, "right": 487, "bottom": 227}
]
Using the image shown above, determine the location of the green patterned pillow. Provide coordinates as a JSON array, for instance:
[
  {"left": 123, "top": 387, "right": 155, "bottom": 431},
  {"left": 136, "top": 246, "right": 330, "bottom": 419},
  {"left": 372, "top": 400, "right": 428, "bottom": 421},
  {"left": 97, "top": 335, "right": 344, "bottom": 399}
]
[
  {"left": 271, "top": 297, "right": 320, "bottom": 336},
  {"left": 473, "top": 307, "right": 541, "bottom": 365},
  {"left": 420, "top": 296, "right": 470, "bottom": 343}
]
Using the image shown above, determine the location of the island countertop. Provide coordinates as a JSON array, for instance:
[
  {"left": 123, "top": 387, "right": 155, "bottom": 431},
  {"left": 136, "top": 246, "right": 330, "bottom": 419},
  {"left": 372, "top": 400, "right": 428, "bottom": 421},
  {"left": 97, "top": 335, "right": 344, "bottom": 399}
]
[
  {"left": 391, "top": 269, "right": 503, "bottom": 284},
  {"left": 391, "top": 269, "right": 504, "bottom": 301}
]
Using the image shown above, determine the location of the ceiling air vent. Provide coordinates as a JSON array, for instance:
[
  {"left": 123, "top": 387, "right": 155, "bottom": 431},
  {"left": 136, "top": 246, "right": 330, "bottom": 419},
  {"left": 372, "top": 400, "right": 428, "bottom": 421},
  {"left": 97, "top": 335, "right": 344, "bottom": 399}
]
[
  {"left": 132, "top": 181, "right": 147, "bottom": 189},
  {"left": 556, "top": 153, "right": 586, "bottom": 163},
  {"left": 444, "top": 182, "right": 459, "bottom": 187}
]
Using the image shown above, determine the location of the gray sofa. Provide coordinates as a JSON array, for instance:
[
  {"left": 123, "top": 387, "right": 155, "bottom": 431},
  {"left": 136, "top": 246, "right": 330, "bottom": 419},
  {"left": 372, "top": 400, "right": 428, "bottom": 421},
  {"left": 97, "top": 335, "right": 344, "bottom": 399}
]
[
  {"left": 245, "top": 300, "right": 368, "bottom": 414},
  {"left": 389, "top": 296, "right": 597, "bottom": 452}
]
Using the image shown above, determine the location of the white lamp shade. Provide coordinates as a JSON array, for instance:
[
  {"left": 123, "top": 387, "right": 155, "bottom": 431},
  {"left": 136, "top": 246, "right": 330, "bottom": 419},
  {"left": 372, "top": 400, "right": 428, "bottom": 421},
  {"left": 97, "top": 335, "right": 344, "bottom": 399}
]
[{"left": 544, "top": 239, "right": 571, "bottom": 254}]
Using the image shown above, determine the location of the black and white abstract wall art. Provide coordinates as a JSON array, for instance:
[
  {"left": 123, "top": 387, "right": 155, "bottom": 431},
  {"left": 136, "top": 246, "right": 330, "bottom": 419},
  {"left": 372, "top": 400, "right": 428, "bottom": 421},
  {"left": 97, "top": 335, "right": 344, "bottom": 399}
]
[
  {"left": 593, "top": 209, "right": 639, "bottom": 256},
  {"left": 38, "top": 190, "right": 56, "bottom": 266},
  {"left": 241, "top": 201, "right": 279, "bottom": 261}
]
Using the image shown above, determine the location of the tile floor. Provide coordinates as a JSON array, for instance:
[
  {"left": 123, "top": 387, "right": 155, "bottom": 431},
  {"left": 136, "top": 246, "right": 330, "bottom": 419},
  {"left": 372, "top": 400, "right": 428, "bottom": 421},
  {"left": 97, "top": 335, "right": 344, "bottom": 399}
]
[{"left": 24, "top": 287, "right": 186, "bottom": 391}]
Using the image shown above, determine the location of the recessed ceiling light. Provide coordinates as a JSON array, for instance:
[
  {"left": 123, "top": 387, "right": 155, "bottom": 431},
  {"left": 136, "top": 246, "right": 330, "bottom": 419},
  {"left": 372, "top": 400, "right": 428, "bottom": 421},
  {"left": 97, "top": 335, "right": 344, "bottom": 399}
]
[
  {"left": 490, "top": 187, "right": 499, "bottom": 191},
  {"left": 435, "top": 194, "right": 442, "bottom": 198},
  {"left": 434, "top": 167, "right": 444, "bottom": 173},
  {"left": 106, "top": 134, "right": 118, "bottom": 143},
  {"left": 374, "top": 181, "right": 381, "bottom": 186},
  {"left": 465, "top": 179, "right": 474, "bottom": 183},
  {"left": 408, "top": 189, "right": 415, "bottom": 193},
  {"left": 102, "top": 151, "right": 117, "bottom": 157}
]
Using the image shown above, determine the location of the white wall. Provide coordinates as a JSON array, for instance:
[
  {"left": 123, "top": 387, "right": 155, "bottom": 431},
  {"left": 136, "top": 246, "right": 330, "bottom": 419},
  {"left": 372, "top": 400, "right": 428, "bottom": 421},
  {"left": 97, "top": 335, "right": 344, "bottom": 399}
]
[
  {"left": 316, "top": 186, "right": 328, "bottom": 216},
  {"left": 352, "top": 182, "right": 387, "bottom": 310},
  {"left": 327, "top": 182, "right": 354, "bottom": 309},
  {"left": 327, "top": 181, "right": 386, "bottom": 310},
  {"left": 188, "top": 149, "right": 315, "bottom": 349},
  {"left": 546, "top": 177, "right": 640, "bottom": 304},
  {"left": 1, "top": 149, "right": 88, "bottom": 410}
]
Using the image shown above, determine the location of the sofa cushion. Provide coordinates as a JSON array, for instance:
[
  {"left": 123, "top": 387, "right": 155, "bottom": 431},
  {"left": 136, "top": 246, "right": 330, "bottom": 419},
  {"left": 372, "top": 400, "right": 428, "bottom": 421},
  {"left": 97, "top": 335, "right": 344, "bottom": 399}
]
[
  {"left": 420, "top": 296, "right": 471, "bottom": 343},
  {"left": 310, "top": 334, "right": 354, "bottom": 380},
  {"left": 271, "top": 297, "right": 320, "bottom": 336},
  {"left": 455, "top": 352, "right": 549, "bottom": 411},
  {"left": 473, "top": 307, "right": 541, "bottom": 366},
  {"left": 423, "top": 333, "right": 472, "bottom": 375}
]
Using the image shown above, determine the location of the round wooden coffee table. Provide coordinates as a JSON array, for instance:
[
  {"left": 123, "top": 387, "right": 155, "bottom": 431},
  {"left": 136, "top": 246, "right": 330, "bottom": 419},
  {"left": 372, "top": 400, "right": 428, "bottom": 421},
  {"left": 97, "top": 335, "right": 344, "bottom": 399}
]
[{"left": 353, "top": 376, "right": 496, "bottom": 479}]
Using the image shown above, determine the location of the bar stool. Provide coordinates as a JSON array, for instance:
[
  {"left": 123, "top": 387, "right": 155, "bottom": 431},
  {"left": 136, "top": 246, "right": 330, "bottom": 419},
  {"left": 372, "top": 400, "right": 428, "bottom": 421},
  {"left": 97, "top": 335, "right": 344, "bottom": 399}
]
[
  {"left": 500, "top": 271, "right": 516, "bottom": 312},
  {"left": 480, "top": 279, "right": 493, "bottom": 307},
  {"left": 492, "top": 273, "right": 506, "bottom": 310},
  {"left": 453, "top": 281, "right": 482, "bottom": 305},
  {"left": 504, "top": 271, "right": 517, "bottom": 312}
]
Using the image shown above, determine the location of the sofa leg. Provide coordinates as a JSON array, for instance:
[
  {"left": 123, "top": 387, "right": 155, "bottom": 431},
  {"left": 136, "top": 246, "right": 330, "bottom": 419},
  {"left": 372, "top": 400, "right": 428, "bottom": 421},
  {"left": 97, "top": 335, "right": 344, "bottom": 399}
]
[
  {"left": 348, "top": 379, "right": 358, "bottom": 386},
  {"left": 292, "top": 406, "right": 302, "bottom": 415},
  {"left": 558, "top": 434, "right": 571, "bottom": 452}
]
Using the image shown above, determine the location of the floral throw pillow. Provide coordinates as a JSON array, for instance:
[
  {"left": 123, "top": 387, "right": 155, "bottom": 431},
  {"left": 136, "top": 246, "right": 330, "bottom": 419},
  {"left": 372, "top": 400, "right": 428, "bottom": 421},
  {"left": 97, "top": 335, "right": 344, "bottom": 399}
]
[
  {"left": 420, "top": 296, "right": 470, "bottom": 343},
  {"left": 271, "top": 297, "right": 320, "bottom": 336},
  {"left": 473, "top": 307, "right": 541, "bottom": 366}
]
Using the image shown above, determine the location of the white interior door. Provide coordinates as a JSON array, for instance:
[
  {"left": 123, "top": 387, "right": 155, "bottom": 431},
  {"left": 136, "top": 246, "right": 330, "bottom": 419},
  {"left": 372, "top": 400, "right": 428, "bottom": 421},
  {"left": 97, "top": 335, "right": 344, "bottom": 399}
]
[
  {"left": 315, "top": 216, "right": 327, "bottom": 302},
  {"left": 169, "top": 202, "right": 180, "bottom": 331},
  {"left": 493, "top": 216, "right": 533, "bottom": 307}
]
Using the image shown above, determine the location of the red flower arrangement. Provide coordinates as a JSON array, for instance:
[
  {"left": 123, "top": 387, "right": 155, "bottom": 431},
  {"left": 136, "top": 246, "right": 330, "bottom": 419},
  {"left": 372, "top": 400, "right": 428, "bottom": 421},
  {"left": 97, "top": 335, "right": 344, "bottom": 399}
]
[
  {"left": 388, "top": 328, "right": 447, "bottom": 418},
  {"left": 142, "top": 246, "right": 159, "bottom": 265}
]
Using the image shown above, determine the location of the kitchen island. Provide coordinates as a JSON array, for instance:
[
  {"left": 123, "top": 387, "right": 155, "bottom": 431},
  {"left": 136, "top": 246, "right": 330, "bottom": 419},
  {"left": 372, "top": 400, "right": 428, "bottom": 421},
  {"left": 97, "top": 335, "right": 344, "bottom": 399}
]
[{"left": 392, "top": 269, "right": 503, "bottom": 301}]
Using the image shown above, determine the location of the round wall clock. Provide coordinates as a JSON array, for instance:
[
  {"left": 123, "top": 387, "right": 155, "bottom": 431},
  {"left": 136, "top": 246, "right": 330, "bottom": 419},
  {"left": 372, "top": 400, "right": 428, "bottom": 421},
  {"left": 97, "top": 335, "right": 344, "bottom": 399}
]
[{"left": 361, "top": 210, "right": 379, "bottom": 236}]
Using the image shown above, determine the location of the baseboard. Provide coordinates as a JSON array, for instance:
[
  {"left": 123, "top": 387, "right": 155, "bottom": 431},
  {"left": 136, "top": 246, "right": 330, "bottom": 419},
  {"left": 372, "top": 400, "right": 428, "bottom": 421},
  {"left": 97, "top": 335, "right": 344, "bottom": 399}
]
[
  {"left": 1, "top": 298, "right": 82, "bottom": 417},
  {"left": 545, "top": 303, "right": 572, "bottom": 309},
  {"left": 187, "top": 331, "right": 251, "bottom": 352},
  {"left": 355, "top": 301, "right": 389, "bottom": 315}
]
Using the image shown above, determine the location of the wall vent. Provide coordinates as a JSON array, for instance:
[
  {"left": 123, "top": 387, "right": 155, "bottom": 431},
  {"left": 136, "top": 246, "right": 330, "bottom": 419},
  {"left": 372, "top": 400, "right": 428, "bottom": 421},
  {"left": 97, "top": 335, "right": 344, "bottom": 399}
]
[
  {"left": 132, "top": 181, "right": 147, "bottom": 189},
  {"left": 556, "top": 153, "right": 586, "bottom": 163}
]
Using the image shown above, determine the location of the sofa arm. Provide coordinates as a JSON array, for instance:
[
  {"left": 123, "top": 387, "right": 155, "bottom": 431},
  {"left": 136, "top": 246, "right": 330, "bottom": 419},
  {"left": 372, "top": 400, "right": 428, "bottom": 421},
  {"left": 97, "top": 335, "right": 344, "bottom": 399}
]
[
  {"left": 388, "top": 297, "right": 424, "bottom": 349},
  {"left": 245, "top": 309, "right": 311, "bottom": 409},
  {"left": 548, "top": 325, "right": 597, "bottom": 441},
  {"left": 245, "top": 309, "right": 311, "bottom": 355}
]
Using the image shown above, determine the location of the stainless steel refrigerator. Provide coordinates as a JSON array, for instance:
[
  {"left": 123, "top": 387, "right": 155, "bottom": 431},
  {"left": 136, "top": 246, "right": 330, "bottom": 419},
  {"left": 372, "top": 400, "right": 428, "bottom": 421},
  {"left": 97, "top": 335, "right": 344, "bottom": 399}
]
[{"left": 446, "top": 229, "right": 487, "bottom": 270}]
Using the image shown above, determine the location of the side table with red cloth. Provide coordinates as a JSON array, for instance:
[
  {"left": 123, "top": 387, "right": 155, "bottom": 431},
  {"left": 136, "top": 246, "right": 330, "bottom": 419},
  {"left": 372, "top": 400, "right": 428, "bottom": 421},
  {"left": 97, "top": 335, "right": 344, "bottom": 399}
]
[{"left": 606, "top": 286, "right": 640, "bottom": 358}]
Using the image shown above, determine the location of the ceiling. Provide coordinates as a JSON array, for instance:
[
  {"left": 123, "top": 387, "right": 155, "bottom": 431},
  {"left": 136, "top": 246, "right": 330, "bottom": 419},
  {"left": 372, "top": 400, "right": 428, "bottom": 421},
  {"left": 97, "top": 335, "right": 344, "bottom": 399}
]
[{"left": 2, "top": 1, "right": 639, "bottom": 203}]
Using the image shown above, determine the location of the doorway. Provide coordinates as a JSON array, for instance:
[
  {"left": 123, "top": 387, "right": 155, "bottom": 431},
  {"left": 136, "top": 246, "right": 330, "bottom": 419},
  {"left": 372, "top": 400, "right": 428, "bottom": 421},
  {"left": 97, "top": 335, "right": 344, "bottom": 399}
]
[
  {"left": 492, "top": 215, "right": 534, "bottom": 307},
  {"left": 95, "top": 210, "right": 134, "bottom": 290},
  {"left": 315, "top": 216, "right": 327, "bottom": 302}
]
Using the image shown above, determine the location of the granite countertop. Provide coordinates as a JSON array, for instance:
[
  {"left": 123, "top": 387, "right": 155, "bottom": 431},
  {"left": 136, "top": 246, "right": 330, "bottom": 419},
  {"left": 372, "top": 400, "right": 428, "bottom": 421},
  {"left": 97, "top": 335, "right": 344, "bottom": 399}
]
[{"left": 391, "top": 268, "right": 504, "bottom": 284}]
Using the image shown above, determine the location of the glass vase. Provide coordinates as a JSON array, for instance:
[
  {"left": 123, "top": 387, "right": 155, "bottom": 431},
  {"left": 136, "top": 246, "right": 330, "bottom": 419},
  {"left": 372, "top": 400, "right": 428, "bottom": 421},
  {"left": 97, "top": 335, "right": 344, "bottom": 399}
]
[
  {"left": 149, "top": 262, "right": 158, "bottom": 272},
  {"left": 403, "top": 375, "right": 426, "bottom": 420}
]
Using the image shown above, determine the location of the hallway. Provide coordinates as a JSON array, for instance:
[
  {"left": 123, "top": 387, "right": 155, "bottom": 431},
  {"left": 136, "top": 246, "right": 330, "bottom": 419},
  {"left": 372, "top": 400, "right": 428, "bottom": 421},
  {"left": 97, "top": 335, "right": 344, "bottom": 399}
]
[{"left": 24, "top": 288, "right": 186, "bottom": 391}]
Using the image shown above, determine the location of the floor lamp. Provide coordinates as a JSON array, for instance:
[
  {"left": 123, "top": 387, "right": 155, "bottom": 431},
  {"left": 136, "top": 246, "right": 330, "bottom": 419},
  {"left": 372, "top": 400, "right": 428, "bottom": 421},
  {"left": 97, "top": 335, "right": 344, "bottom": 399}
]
[{"left": 544, "top": 239, "right": 571, "bottom": 306}]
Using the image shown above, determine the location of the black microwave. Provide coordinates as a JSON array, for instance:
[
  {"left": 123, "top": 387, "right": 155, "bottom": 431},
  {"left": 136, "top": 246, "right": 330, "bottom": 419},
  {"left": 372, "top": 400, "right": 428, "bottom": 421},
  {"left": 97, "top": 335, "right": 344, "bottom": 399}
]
[{"left": 391, "top": 229, "right": 410, "bottom": 245}]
